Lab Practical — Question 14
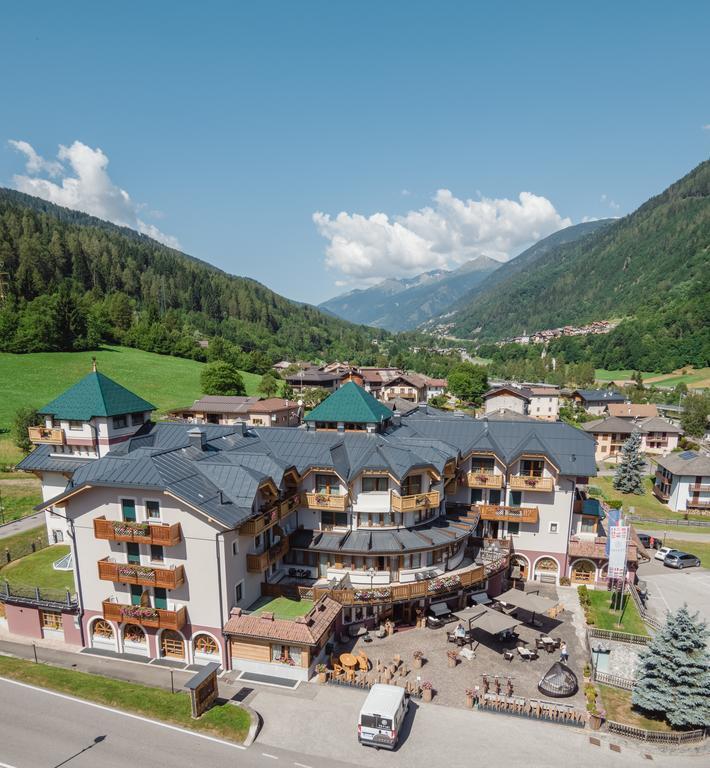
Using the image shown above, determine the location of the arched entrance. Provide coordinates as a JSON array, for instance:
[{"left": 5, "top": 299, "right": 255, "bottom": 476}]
[
  {"left": 534, "top": 557, "right": 559, "bottom": 584},
  {"left": 160, "top": 629, "right": 186, "bottom": 660},
  {"left": 509, "top": 555, "right": 529, "bottom": 582},
  {"left": 122, "top": 623, "right": 148, "bottom": 655},
  {"left": 90, "top": 618, "right": 116, "bottom": 651},
  {"left": 193, "top": 633, "right": 221, "bottom": 665},
  {"left": 570, "top": 559, "right": 596, "bottom": 585}
]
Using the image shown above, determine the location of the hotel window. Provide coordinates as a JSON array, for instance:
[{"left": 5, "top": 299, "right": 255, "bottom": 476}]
[
  {"left": 321, "top": 510, "right": 348, "bottom": 528},
  {"left": 146, "top": 500, "right": 161, "bottom": 520},
  {"left": 235, "top": 581, "right": 243, "bottom": 603},
  {"left": 112, "top": 414, "right": 128, "bottom": 429},
  {"left": 521, "top": 459, "right": 544, "bottom": 477},
  {"left": 508, "top": 522, "right": 520, "bottom": 536},
  {"left": 471, "top": 457, "right": 494, "bottom": 473},
  {"left": 580, "top": 517, "right": 596, "bottom": 534},
  {"left": 315, "top": 474, "right": 337, "bottom": 494},
  {"left": 131, "top": 412, "right": 145, "bottom": 426},
  {"left": 150, "top": 545, "right": 164, "bottom": 562},
  {"left": 402, "top": 475, "right": 422, "bottom": 496},
  {"left": 232, "top": 539, "right": 239, "bottom": 556},
  {"left": 40, "top": 610, "right": 62, "bottom": 631},
  {"left": 362, "top": 476, "right": 388, "bottom": 492},
  {"left": 509, "top": 491, "right": 522, "bottom": 507},
  {"left": 549, "top": 522, "right": 560, "bottom": 534},
  {"left": 68, "top": 420, "right": 83, "bottom": 430}
]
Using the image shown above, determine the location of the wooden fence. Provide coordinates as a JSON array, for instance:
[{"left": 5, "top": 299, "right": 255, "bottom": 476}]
[
  {"left": 587, "top": 627, "right": 649, "bottom": 646},
  {"left": 593, "top": 670, "right": 634, "bottom": 691},
  {"left": 607, "top": 720, "right": 706, "bottom": 745},
  {"left": 627, "top": 582, "right": 661, "bottom": 632},
  {"left": 1, "top": 530, "right": 49, "bottom": 565}
]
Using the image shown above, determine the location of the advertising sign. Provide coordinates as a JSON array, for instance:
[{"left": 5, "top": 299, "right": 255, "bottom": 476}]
[{"left": 608, "top": 525, "right": 629, "bottom": 579}]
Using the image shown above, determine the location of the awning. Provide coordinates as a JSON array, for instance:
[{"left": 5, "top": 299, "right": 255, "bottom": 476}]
[
  {"left": 457, "top": 605, "right": 522, "bottom": 636},
  {"left": 470, "top": 592, "right": 491, "bottom": 605},
  {"left": 429, "top": 601, "right": 452, "bottom": 618},
  {"left": 496, "top": 588, "right": 558, "bottom": 615}
]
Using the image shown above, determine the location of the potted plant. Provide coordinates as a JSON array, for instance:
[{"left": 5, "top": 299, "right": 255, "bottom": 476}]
[
  {"left": 583, "top": 662, "right": 592, "bottom": 682},
  {"left": 585, "top": 684, "right": 605, "bottom": 730},
  {"left": 421, "top": 681, "right": 433, "bottom": 703},
  {"left": 412, "top": 650, "right": 424, "bottom": 669},
  {"left": 446, "top": 649, "right": 459, "bottom": 668},
  {"left": 315, "top": 663, "right": 327, "bottom": 683},
  {"left": 465, "top": 688, "right": 476, "bottom": 708}
]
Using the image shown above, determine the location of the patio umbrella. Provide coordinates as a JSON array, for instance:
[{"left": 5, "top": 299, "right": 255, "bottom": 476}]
[
  {"left": 495, "top": 588, "right": 558, "bottom": 624},
  {"left": 457, "top": 605, "right": 523, "bottom": 637}
]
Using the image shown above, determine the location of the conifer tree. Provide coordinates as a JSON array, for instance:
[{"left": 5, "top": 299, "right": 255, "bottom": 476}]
[
  {"left": 632, "top": 605, "right": 710, "bottom": 728},
  {"left": 613, "top": 431, "right": 645, "bottom": 494}
]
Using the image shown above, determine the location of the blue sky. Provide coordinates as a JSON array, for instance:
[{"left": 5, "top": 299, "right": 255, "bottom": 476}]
[{"left": 1, "top": 1, "right": 708, "bottom": 304}]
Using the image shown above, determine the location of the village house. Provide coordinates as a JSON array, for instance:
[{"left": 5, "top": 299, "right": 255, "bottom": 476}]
[
  {"left": 483, "top": 384, "right": 560, "bottom": 421},
  {"left": 605, "top": 403, "right": 658, "bottom": 419},
  {"left": 285, "top": 367, "right": 343, "bottom": 393},
  {"left": 582, "top": 415, "right": 683, "bottom": 461},
  {"left": 570, "top": 389, "right": 625, "bottom": 415},
  {"left": 170, "top": 395, "right": 301, "bottom": 428},
  {"left": 10, "top": 375, "right": 638, "bottom": 679},
  {"left": 380, "top": 373, "right": 428, "bottom": 403},
  {"left": 653, "top": 451, "right": 710, "bottom": 515}
]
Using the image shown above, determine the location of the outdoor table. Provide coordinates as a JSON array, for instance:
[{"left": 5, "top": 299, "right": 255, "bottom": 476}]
[{"left": 340, "top": 652, "right": 358, "bottom": 669}]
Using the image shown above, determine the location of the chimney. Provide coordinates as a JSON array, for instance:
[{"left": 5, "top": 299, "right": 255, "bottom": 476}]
[
  {"left": 187, "top": 427, "right": 206, "bottom": 451},
  {"left": 230, "top": 607, "right": 242, "bottom": 617},
  {"left": 391, "top": 412, "right": 401, "bottom": 427}
]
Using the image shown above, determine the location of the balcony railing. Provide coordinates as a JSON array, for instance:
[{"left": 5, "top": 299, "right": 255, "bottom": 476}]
[
  {"left": 479, "top": 504, "right": 539, "bottom": 524},
  {"left": 509, "top": 475, "right": 554, "bottom": 492},
  {"left": 686, "top": 499, "right": 710, "bottom": 510},
  {"left": 97, "top": 558, "right": 185, "bottom": 589},
  {"left": 390, "top": 490, "right": 440, "bottom": 513},
  {"left": 102, "top": 599, "right": 186, "bottom": 630},
  {"left": 304, "top": 493, "right": 348, "bottom": 511},
  {"left": 240, "top": 494, "right": 300, "bottom": 535},
  {"left": 28, "top": 426, "right": 65, "bottom": 445},
  {"left": 690, "top": 484, "right": 710, "bottom": 493},
  {"left": 246, "top": 538, "right": 290, "bottom": 573},
  {"left": 652, "top": 485, "right": 670, "bottom": 502},
  {"left": 310, "top": 562, "right": 487, "bottom": 605},
  {"left": 465, "top": 471, "right": 503, "bottom": 489},
  {"left": 93, "top": 517, "right": 182, "bottom": 546}
]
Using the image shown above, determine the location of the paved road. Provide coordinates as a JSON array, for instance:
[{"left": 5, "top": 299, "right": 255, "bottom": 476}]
[
  {"left": 0, "top": 677, "right": 353, "bottom": 768},
  {"left": 0, "top": 512, "right": 44, "bottom": 539},
  {"left": 640, "top": 529, "right": 710, "bottom": 543},
  {"left": 637, "top": 558, "right": 710, "bottom": 625}
]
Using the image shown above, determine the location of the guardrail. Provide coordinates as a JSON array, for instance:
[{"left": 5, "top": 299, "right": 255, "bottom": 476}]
[
  {"left": 1, "top": 581, "right": 78, "bottom": 610},
  {"left": 627, "top": 582, "right": 661, "bottom": 632},
  {"left": 587, "top": 627, "right": 650, "bottom": 645},
  {"left": 607, "top": 720, "right": 705, "bottom": 745},
  {"left": 626, "top": 514, "right": 710, "bottom": 528},
  {"left": 593, "top": 670, "right": 634, "bottom": 690}
]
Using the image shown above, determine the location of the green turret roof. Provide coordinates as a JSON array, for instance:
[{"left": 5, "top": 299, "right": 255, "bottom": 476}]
[
  {"left": 305, "top": 382, "right": 393, "bottom": 425},
  {"left": 38, "top": 371, "right": 156, "bottom": 421}
]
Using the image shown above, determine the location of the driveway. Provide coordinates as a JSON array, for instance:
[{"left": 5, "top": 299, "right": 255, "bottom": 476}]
[{"left": 637, "top": 558, "right": 710, "bottom": 625}]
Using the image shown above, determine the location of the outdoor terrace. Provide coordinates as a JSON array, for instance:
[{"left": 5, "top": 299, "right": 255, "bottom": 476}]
[
  {"left": 246, "top": 538, "right": 290, "bottom": 573},
  {"left": 304, "top": 493, "right": 348, "bottom": 511},
  {"left": 93, "top": 517, "right": 182, "bottom": 546},
  {"left": 239, "top": 494, "right": 300, "bottom": 535},
  {"left": 479, "top": 504, "right": 539, "bottom": 524},
  {"left": 390, "top": 490, "right": 440, "bottom": 513},
  {"left": 27, "top": 426, "right": 65, "bottom": 445},
  {"left": 509, "top": 475, "right": 554, "bottom": 492},
  {"left": 102, "top": 599, "right": 186, "bottom": 630},
  {"left": 97, "top": 557, "right": 185, "bottom": 589},
  {"left": 465, "top": 471, "right": 503, "bottom": 490}
]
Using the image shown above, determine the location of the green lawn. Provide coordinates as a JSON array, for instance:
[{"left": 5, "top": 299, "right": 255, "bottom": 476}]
[
  {"left": 0, "top": 524, "right": 48, "bottom": 561},
  {"left": 597, "top": 685, "right": 671, "bottom": 731},
  {"left": 594, "top": 369, "right": 656, "bottom": 382},
  {"left": 0, "top": 344, "right": 262, "bottom": 430},
  {"left": 247, "top": 595, "right": 314, "bottom": 619},
  {"left": 0, "top": 472, "right": 42, "bottom": 523},
  {"left": 584, "top": 590, "right": 648, "bottom": 636},
  {"left": 645, "top": 367, "right": 710, "bottom": 388},
  {"left": 0, "top": 655, "right": 250, "bottom": 742},
  {"left": 631, "top": 520, "right": 710, "bottom": 535},
  {"left": 593, "top": 475, "right": 707, "bottom": 522},
  {"left": 0, "top": 545, "right": 74, "bottom": 591}
]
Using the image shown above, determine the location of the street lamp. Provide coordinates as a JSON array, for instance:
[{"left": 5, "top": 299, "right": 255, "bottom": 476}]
[{"left": 368, "top": 566, "right": 376, "bottom": 591}]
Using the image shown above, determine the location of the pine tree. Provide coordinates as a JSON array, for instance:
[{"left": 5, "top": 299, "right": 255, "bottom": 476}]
[
  {"left": 632, "top": 606, "right": 710, "bottom": 728},
  {"left": 613, "top": 431, "right": 645, "bottom": 494}
]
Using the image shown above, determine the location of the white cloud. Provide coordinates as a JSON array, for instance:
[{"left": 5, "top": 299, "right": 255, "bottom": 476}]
[
  {"left": 600, "top": 193, "right": 620, "bottom": 211},
  {"left": 313, "top": 189, "right": 571, "bottom": 284},
  {"left": 9, "top": 140, "right": 180, "bottom": 249}
]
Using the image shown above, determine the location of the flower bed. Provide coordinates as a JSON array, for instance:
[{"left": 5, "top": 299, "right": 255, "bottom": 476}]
[
  {"left": 354, "top": 588, "right": 391, "bottom": 601},
  {"left": 120, "top": 605, "right": 159, "bottom": 621},
  {"left": 428, "top": 575, "right": 461, "bottom": 593},
  {"left": 112, "top": 521, "right": 149, "bottom": 537}
]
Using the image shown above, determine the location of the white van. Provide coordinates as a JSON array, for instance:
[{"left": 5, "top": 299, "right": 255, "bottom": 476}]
[{"left": 358, "top": 684, "right": 408, "bottom": 750}]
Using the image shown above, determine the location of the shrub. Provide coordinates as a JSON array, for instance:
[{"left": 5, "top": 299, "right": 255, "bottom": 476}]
[
  {"left": 607, "top": 499, "right": 623, "bottom": 509},
  {"left": 559, "top": 576, "right": 571, "bottom": 586}
]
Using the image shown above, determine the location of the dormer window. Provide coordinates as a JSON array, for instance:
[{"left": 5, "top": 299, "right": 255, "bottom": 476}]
[
  {"left": 402, "top": 475, "right": 422, "bottom": 496},
  {"left": 362, "top": 477, "right": 388, "bottom": 493},
  {"left": 131, "top": 412, "right": 145, "bottom": 426},
  {"left": 68, "top": 420, "right": 83, "bottom": 431},
  {"left": 112, "top": 415, "right": 128, "bottom": 429}
]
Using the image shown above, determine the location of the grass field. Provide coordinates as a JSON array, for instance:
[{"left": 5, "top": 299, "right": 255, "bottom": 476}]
[
  {"left": 0, "top": 472, "right": 42, "bottom": 523},
  {"left": 0, "top": 544, "right": 74, "bottom": 591},
  {"left": 594, "top": 366, "right": 709, "bottom": 389},
  {"left": 0, "top": 345, "right": 263, "bottom": 429},
  {"left": 247, "top": 595, "right": 314, "bottom": 619},
  {"left": 597, "top": 685, "right": 671, "bottom": 731},
  {"left": 0, "top": 525, "right": 48, "bottom": 561},
  {"left": 592, "top": 475, "right": 707, "bottom": 522},
  {"left": 584, "top": 590, "right": 648, "bottom": 636},
  {"left": 0, "top": 655, "right": 251, "bottom": 742},
  {"left": 594, "top": 369, "right": 655, "bottom": 382}
]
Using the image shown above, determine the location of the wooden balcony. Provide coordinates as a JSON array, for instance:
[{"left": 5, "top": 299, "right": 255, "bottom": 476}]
[
  {"left": 509, "top": 475, "right": 554, "bottom": 492},
  {"left": 102, "top": 599, "right": 186, "bottom": 630},
  {"left": 246, "top": 538, "right": 290, "bottom": 573},
  {"left": 310, "top": 562, "right": 486, "bottom": 606},
  {"left": 652, "top": 485, "right": 670, "bottom": 502},
  {"left": 479, "top": 504, "right": 539, "bottom": 524},
  {"left": 93, "top": 517, "right": 182, "bottom": 546},
  {"left": 304, "top": 492, "right": 348, "bottom": 511},
  {"left": 690, "top": 484, "right": 710, "bottom": 493},
  {"left": 390, "top": 490, "right": 440, "bottom": 513},
  {"left": 28, "top": 426, "right": 65, "bottom": 445},
  {"left": 97, "top": 558, "right": 185, "bottom": 589},
  {"left": 240, "top": 494, "right": 300, "bottom": 535},
  {"left": 466, "top": 471, "right": 503, "bottom": 489},
  {"left": 686, "top": 499, "right": 710, "bottom": 510}
]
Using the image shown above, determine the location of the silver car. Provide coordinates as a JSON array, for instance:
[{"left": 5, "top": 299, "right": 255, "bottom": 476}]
[{"left": 663, "top": 551, "right": 701, "bottom": 569}]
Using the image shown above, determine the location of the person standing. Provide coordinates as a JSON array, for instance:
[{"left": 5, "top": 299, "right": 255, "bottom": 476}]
[{"left": 559, "top": 641, "right": 569, "bottom": 663}]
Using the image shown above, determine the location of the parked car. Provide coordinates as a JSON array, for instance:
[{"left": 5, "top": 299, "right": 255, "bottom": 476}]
[
  {"left": 663, "top": 551, "right": 701, "bottom": 569},
  {"left": 654, "top": 546, "right": 675, "bottom": 562},
  {"left": 358, "top": 684, "right": 408, "bottom": 750},
  {"left": 637, "top": 533, "right": 661, "bottom": 550}
]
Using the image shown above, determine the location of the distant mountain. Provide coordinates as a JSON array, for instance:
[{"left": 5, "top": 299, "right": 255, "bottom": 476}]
[
  {"left": 438, "top": 160, "right": 710, "bottom": 371},
  {"left": 319, "top": 255, "right": 500, "bottom": 331}
]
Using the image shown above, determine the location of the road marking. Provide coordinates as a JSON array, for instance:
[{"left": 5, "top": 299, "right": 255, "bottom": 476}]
[
  {"left": 294, "top": 762, "right": 313, "bottom": 768},
  {"left": 0, "top": 677, "right": 247, "bottom": 751},
  {"left": 0, "top": 761, "right": 19, "bottom": 768},
  {"left": 261, "top": 754, "right": 279, "bottom": 760}
]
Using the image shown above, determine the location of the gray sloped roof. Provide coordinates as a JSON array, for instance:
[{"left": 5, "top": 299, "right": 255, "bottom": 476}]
[
  {"left": 17, "top": 444, "right": 91, "bottom": 474},
  {"left": 656, "top": 451, "right": 710, "bottom": 476}
]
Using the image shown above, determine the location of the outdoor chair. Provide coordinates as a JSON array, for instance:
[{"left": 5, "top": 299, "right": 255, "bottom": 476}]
[
  {"left": 330, "top": 654, "right": 345, "bottom": 677},
  {"left": 553, "top": 637, "right": 562, "bottom": 649},
  {"left": 503, "top": 650, "right": 514, "bottom": 662},
  {"left": 357, "top": 653, "right": 369, "bottom": 672},
  {"left": 535, "top": 638, "right": 545, "bottom": 650}
]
